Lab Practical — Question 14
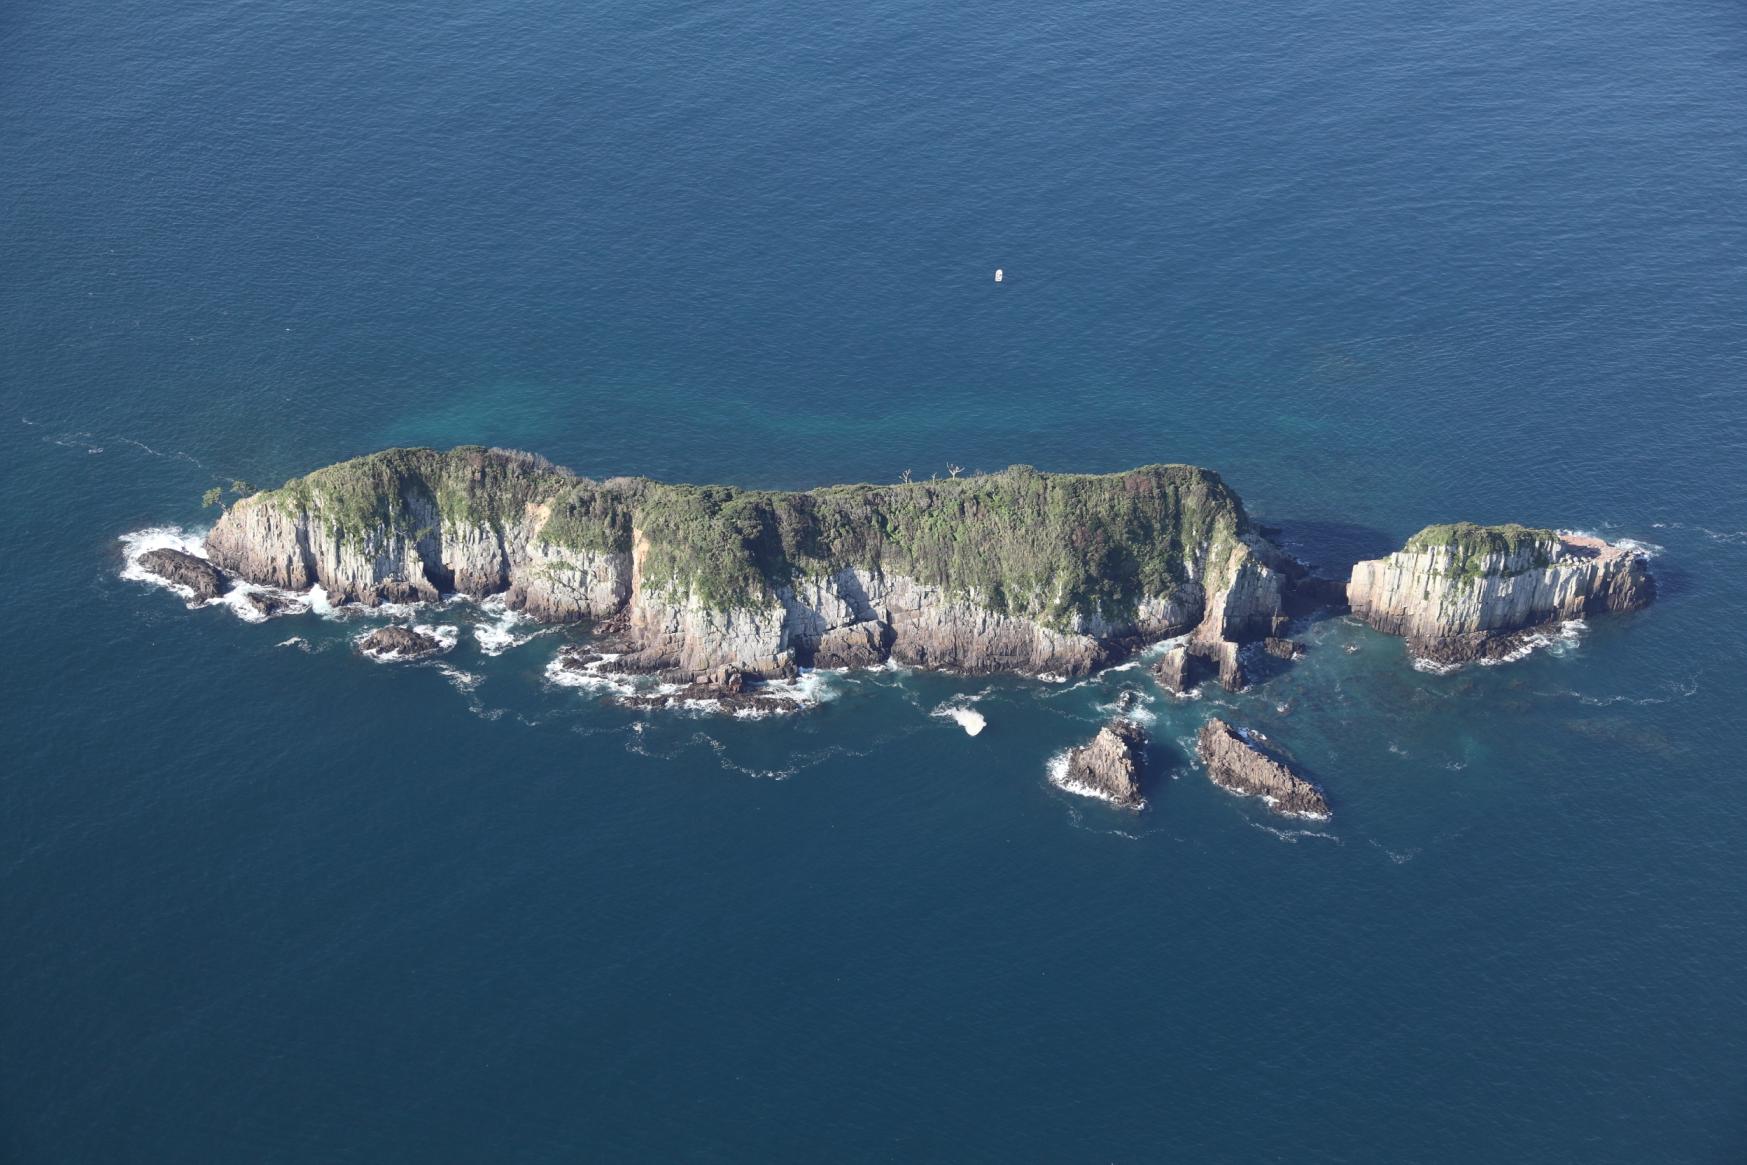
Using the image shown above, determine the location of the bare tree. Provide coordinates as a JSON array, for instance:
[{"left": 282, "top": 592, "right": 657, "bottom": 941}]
[
  {"left": 900, "top": 468, "right": 913, "bottom": 484},
  {"left": 946, "top": 463, "right": 964, "bottom": 478}
]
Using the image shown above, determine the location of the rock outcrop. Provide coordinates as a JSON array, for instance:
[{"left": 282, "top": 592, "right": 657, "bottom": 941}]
[
  {"left": 206, "top": 447, "right": 1296, "bottom": 681},
  {"left": 1058, "top": 719, "right": 1148, "bottom": 808},
  {"left": 138, "top": 548, "right": 228, "bottom": 602},
  {"left": 358, "top": 625, "right": 445, "bottom": 659},
  {"left": 1347, "top": 524, "right": 1654, "bottom": 663},
  {"left": 618, "top": 666, "right": 801, "bottom": 716},
  {"left": 1196, "top": 718, "right": 1330, "bottom": 819},
  {"left": 1264, "top": 636, "right": 1302, "bottom": 660}
]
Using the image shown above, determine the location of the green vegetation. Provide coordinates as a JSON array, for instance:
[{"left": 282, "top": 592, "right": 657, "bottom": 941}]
[
  {"left": 628, "top": 462, "right": 1248, "bottom": 624},
  {"left": 266, "top": 446, "right": 634, "bottom": 554},
  {"left": 1404, "top": 522, "right": 1557, "bottom": 581},
  {"left": 249, "top": 448, "right": 1254, "bottom": 624},
  {"left": 202, "top": 486, "right": 224, "bottom": 508}
]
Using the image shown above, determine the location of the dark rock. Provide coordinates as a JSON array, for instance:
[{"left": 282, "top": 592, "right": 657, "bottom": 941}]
[
  {"left": 1264, "top": 636, "right": 1303, "bottom": 660},
  {"left": 811, "top": 620, "right": 893, "bottom": 669},
  {"left": 1059, "top": 719, "right": 1147, "bottom": 809},
  {"left": 1196, "top": 717, "right": 1329, "bottom": 819},
  {"left": 559, "top": 651, "right": 603, "bottom": 671},
  {"left": 359, "top": 625, "right": 444, "bottom": 659},
  {"left": 138, "top": 548, "right": 228, "bottom": 602},
  {"left": 1284, "top": 574, "right": 1349, "bottom": 617},
  {"left": 243, "top": 591, "right": 292, "bottom": 618}
]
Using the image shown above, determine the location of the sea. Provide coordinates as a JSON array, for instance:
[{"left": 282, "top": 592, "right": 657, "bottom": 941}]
[{"left": 4, "top": 0, "right": 1746, "bottom": 1160}]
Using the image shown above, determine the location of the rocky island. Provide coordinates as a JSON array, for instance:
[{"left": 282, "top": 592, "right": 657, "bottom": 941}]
[
  {"left": 1348, "top": 523, "right": 1654, "bottom": 664},
  {"left": 201, "top": 445, "right": 1319, "bottom": 687}
]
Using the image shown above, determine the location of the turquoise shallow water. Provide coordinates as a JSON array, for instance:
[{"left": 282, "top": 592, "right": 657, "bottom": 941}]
[{"left": 5, "top": 0, "right": 1747, "bottom": 1160}]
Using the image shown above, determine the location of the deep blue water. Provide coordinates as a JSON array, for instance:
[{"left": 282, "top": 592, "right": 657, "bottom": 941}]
[{"left": 5, "top": 0, "right": 1747, "bottom": 1159}]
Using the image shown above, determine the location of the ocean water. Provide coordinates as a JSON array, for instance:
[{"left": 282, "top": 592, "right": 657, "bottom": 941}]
[{"left": 4, "top": 0, "right": 1747, "bottom": 1159}]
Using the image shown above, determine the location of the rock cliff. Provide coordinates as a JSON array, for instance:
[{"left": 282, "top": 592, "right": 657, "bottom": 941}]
[
  {"left": 205, "top": 446, "right": 1294, "bottom": 679},
  {"left": 1347, "top": 524, "right": 1654, "bottom": 663}
]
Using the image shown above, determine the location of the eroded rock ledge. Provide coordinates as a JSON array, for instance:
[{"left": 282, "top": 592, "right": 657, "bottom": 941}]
[
  {"left": 1347, "top": 524, "right": 1654, "bottom": 663},
  {"left": 1196, "top": 718, "right": 1330, "bottom": 819}
]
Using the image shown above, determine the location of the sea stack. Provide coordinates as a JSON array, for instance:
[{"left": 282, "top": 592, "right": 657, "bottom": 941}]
[
  {"left": 1058, "top": 719, "right": 1148, "bottom": 808},
  {"left": 1195, "top": 718, "right": 1330, "bottom": 819},
  {"left": 1347, "top": 524, "right": 1654, "bottom": 664}
]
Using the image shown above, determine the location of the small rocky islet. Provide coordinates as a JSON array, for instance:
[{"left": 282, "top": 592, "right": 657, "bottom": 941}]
[{"left": 137, "top": 445, "right": 1656, "bottom": 817}]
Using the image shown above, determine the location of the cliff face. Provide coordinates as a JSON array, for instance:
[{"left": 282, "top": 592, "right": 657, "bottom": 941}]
[
  {"left": 1347, "top": 524, "right": 1654, "bottom": 662},
  {"left": 204, "top": 446, "right": 1292, "bottom": 678}
]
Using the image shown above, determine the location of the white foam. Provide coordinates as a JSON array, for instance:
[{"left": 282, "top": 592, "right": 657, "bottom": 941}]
[
  {"left": 437, "top": 664, "right": 482, "bottom": 692},
  {"left": 473, "top": 598, "right": 544, "bottom": 656},
  {"left": 1095, "top": 692, "right": 1157, "bottom": 727},
  {"left": 276, "top": 636, "right": 311, "bottom": 651},
  {"left": 543, "top": 652, "right": 641, "bottom": 696},
  {"left": 930, "top": 701, "right": 987, "bottom": 735},
  {"left": 118, "top": 526, "right": 210, "bottom": 600}
]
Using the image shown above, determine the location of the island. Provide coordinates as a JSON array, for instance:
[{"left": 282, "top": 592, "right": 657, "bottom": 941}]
[
  {"left": 1348, "top": 523, "right": 1654, "bottom": 663},
  {"left": 129, "top": 445, "right": 1661, "bottom": 818},
  {"left": 201, "top": 445, "right": 1326, "bottom": 688}
]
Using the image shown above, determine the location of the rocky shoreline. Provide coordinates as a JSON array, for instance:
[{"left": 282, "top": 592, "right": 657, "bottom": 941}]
[{"left": 126, "top": 445, "right": 1662, "bottom": 817}]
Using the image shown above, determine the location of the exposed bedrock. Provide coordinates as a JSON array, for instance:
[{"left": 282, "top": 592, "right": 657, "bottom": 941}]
[
  {"left": 138, "top": 548, "right": 229, "bottom": 603},
  {"left": 1061, "top": 719, "right": 1148, "bottom": 808},
  {"left": 358, "top": 625, "right": 445, "bottom": 660},
  {"left": 1347, "top": 524, "right": 1654, "bottom": 663},
  {"left": 1195, "top": 718, "right": 1330, "bottom": 819},
  {"left": 205, "top": 447, "right": 1299, "bottom": 679}
]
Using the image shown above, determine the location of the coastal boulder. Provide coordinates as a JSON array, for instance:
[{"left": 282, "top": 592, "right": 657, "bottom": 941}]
[
  {"left": 1196, "top": 717, "right": 1329, "bottom": 819},
  {"left": 1347, "top": 524, "right": 1654, "bottom": 664},
  {"left": 1059, "top": 719, "right": 1148, "bottom": 809},
  {"left": 359, "top": 625, "right": 445, "bottom": 660},
  {"left": 138, "top": 548, "right": 228, "bottom": 603},
  {"left": 1264, "top": 636, "right": 1303, "bottom": 660},
  {"left": 243, "top": 591, "right": 294, "bottom": 618}
]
